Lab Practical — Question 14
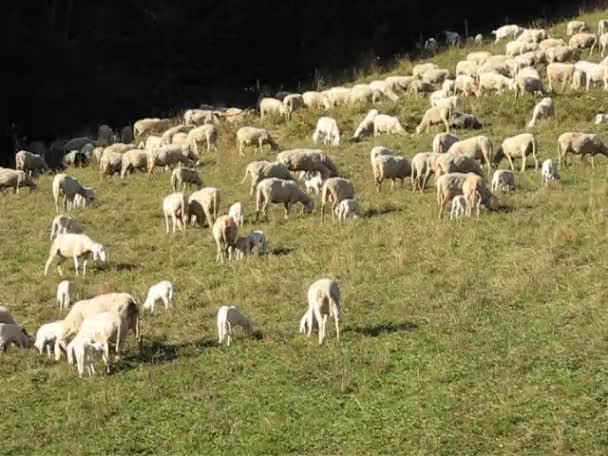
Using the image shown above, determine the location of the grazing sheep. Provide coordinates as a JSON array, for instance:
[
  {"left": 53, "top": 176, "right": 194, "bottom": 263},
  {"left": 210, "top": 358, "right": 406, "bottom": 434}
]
[
  {"left": 597, "top": 33, "right": 608, "bottom": 56},
  {"left": 546, "top": 46, "right": 580, "bottom": 63},
  {"left": 541, "top": 159, "right": 560, "bottom": 185},
  {"left": 407, "top": 79, "right": 435, "bottom": 97},
  {"left": 491, "top": 169, "right": 516, "bottom": 192},
  {"left": 416, "top": 106, "right": 451, "bottom": 134},
  {"left": 147, "top": 145, "right": 192, "bottom": 174},
  {"left": 506, "top": 40, "right": 539, "bottom": 58},
  {"left": 493, "top": 133, "right": 538, "bottom": 171},
  {"left": 217, "top": 305, "right": 254, "bottom": 346},
  {"left": 143, "top": 280, "right": 174, "bottom": 314},
  {"left": 312, "top": 117, "right": 340, "bottom": 146},
  {"left": 322, "top": 87, "right": 352, "bottom": 109},
  {"left": 462, "top": 174, "right": 492, "bottom": 218},
  {"left": 185, "top": 124, "right": 219, "bottom": 155},
  {"left": 56, "top": 280, "right": 71, "bottom": 311},
  {"left": 422, "top": 68, "right": 450, "bottom": 85},
  {"left": 232, "top": 230, "right": 268, "bottom": 259},
  {"left": 120, "top": 149, "right": 150, "bottom": 177},
  {"left": 384, "top": 75, "right": 415, "bottom": 93},
  {"left": 352, "top": 109, "right": 379, "bottom": 140},
  {"left": 567, "top": 20, "right": 588, "bottom": 36},
  {"left": 447, "top": 135, "right": 493, "bottom": 173},
  {"left": 583, "top": 63, "right": 608, "bottom": 91},
  {"left": 44, "top": 233, "right": 108, "bottom": 277},
  {"left": 255, "top": 178, "right": 315, "bottom": 221},
  {"left": 141, "top": 135, "right": 163, "bottom": 151},
  {"left": 99, "top": 149, "right": 123, "bottom": 179},
  {"left": 276, "top": 149, "right": 338, "bottom": 179},
  {"left": 539, "top": 38, "right": 566, "bottom": 49},
  {"left": 450, "top": 195, "right": 468, "bottom": 219},
  {"left": 302, "top": 91, "right": 325, "bottom": 109},
  {"left": 260, "top": 97, "right": 287, "bottom": 119},
  {"left": 160, "top": 124, "right": 194, "bottom": 146},
  {"left": 558, "top": 132, "right": 608, "bottom": 168},
  {"left": 184, "top": 109, "right": 220, "bottom": 126},
  {"left": 305, "top": 278, "right": 341, "bottom": 344},
  {"left": 516, "top": 28, "right": 547, "bottom": 43},
  {"left": 171, "top": 166, "right": 203, "bottom": 191},
  {"left": 368, "top": 80, "right": 399, "bottom": 101},
  {"left": 236, "top": 127, "right": 279, "bottom": 155},
  {"left": 467, "top": 51, "right": 492, "bottom": 65},
  {"left": 569, "top": 33, "right": 597, "bottom": 54},
  {"left": 133, "top": 118, "right": 172, "bottom": 144},
  {"left": 15, "top": 150, "right": 48, "bottom": 177},
  {"left": 410, "top": 152, "right": 433, "bottom": 192},
  {"left": 242, "top": 161, "right": 296, "bottom": 195},
  {"left": 301, "top": 170, "right": 323, "bottom": 194},
  {"left": 188, "top": 187, "right": 220, "bottom": 227},
  {"left": 335, "top": 198, "right": 361, "bottom": 222},
  {"left": 0, "top": 323, "right": 34, "bottom": 352},
  {"left": 0, "top": 168, "right": 37, "bottom": 193},
  {"left": 436, "top": 172, "right": 482, "bottom": 219},
  {"left": 163, "top": 192, "right": 188, "bottom": 234},
  {"left": 528, "top": 97, "right": 555, "bottom": 128},
  {"left": 513, "top": 76, "right": 547, "bottom": 99},
  {"left": 449, "top": 111, "right": 482, "bottom": 130},
  {"left": 34, "top": 321, "right": 64, "bottom": 358},
  {"left": 433, "top": 133, "right": 460, "bottom": 154},
  {"left": 299, "top": 308, "right": 318, "bottom": 334},
  {"left": 321, "top": 177, "right": 355, "bottom": 220},
  {"left": 348, "top": 85, "right": 382, "bottom": 105},
  {"left": 546, "top": 63, "right": 575, "bottom": 92},
  {"left": 0, "top": 306, "right": 17, "bottom": 325},
  {"left": 373, "top": 114, "right": 407, "bottom": 136},
  {"left": 50, "top": 215, "right": 83, "bottom": 243},
  {"left": 212, "top": 215, "right": 239, "bottom": 263},
  {"left": 228, "top": 202, "right": 244, "bottom": 226},
  {"left": 52, "top": 174, "right": 96, "bottom": 213},
  {"left": 492, "top": 25, "right": 525, "bottom": 43},
  {"left": 413, "top": 63, "right": 439, "bottom": 78},
  {"left": 436, "top": 154, "right": 484, "bottom": 178},
  {"left": 456, "top": 60, "right": 479, "bottom": 78},
  {"left": 454, "top": 75, "right": 479, "bottom": 97},
  {"left": 599, "top": 19, "right": 608, "bottom": 35},
  {"left": 478, "top": 73, "right": 515, "bottom": 96},
  {"left": 372, "top": 155, "right": 411, "bottom": 192}
]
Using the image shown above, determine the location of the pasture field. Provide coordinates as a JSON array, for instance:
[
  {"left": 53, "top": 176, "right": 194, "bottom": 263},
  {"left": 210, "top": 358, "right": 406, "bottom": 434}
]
[{"left": 3, "top": 9, "right": 608, "bottom": 455}]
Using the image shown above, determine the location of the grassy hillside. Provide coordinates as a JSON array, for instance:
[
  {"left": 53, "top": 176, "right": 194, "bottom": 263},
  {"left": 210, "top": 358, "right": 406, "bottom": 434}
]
[{"left": 3, "top": 8, "right": 608, "bottom": 455}]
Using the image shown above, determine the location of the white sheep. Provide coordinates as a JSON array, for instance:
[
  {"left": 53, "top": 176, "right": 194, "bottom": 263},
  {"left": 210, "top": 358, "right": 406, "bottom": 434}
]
[
  {"left": 492, "top": 25, "right": 525, "bottom": 43},
  {"left": 52, "top": 174, "right": 97, "bottom": 213},
  {"left": 454, "top": 75, "right": 479, "bottom": 97},
  {"left": 120, "top": 149, "right": 150, "bottom": 177},
  {"left": 217, "top": 305, "right": 254, "bottom": 346},
  {"left": 436, "top": 172, "right": 475, "bottom": 219},
  {"left": 212, "top": 215, "right": 239, "bottom": 263},
  {"left": 567, "top": 20, "right": 588, "bottom": 36},
  {"left": 0, "top": 168, "right": 37, "bottom": 193},
  {"left": 170, "top": 166, "right": 203, "bottom": 192},
  {"left": 546, "top": 63, "right": 575, "bottom": 92},
  {"left": 242, "top": 161, "right": 296, "bottom": 195},
  {"left": 462, "top": 174, "right": 493, "bottom": 218},
  {"left": 305, "top": 278, "right": 341, "bottom": 344},
  {"left": 236, "top": 127, "right": 279, "bottom": 155},
  {"left": 413, "top": 62, "right": 439, "bottom": 78},
  {"left": 255, "top": 178, "right": 315, "bottom": 221},
  {"left": 15, "top": 149, "right": 48, "bottom": 177},
  {"left": 450, "top": 195, "right": 468, "bottom": 219},
  {"left": 185, "top": 124, "right": 219, "bottom": 155},
  {"left": 50, "top": 214, "right": 83, "bottom": 241},
  {"left": 541, "top": 159, "right": 560, "bottom": 185},
  {"left": 0, "top": 323, "right": 34, "bottom": 351},
  {"left": 44, "top": 233, "right": 108, "bottom": 277},
  {"left": 302, "top": 171, "right": 323, "bottom": 194},
  {"left": 322, "top": 87, "right": 352, "bottom": 109},
  {"left": 594, "top": 114, "right": 608, "bottom": 125},
  {"left": 312, "top": 117, "right": 340, "bottom": 146},
  {"left": 528, "top": 97, "right": 554, "bottom": 128},
  {"left": 275, "top": 149, "right": 339, "bottom": 179},
  {"left": 372, "top": 154, "right": 412, "bottom": 192},
  {"left": 163, "top": 192, "right": 188, "bottom": 234},
  {"left": 447, "top": 135, "right": 494, "bottom": 173},
  {"left": 491, "top": 169, "right": 516, "bottom": 192},
  {"left": 228, "top": 202, "right": 244, "bottom": 227},
  {"left": 373, "top": 114, "right": 407, "bottom": 136},
  {"left": 599, "top": 19, "right": 608, "bottom": 35},
  {"left": 335, "top": 198, "right": 361, "bottom": 222},
  {"left": 143, "top": 280, "right": 174, "bottom": 314},
  {"left": 259, "top": 97, "right": 287, "bottom": 119},
  {"left": 34, "top": 321, "right": 63, "bottom": 358},
  {"left": 493, "top": 133, "right": 538, "bottom": 171},
  {"left": 299, "top": 309, "right": 318, "bottom": 334},
  {"left": 352, "top": 109, "right": 379, "bottom": 140},
  {"left": 321, "top": 177, "right": 355, "bottom": 220},
  {"left": 478, "top": 73, "right": 515, "bottom": 96},
  {"left": 302, "top": 91, "right": 325, "bottom": 109},
  {"left": 416, "top": 106, "right": 452, "bottom": 134},
  {"left": 56, "top": 280, "right": 71, "bottom": 311},
  {"left": 558, "top": 132, "right": 608, "bottom": 168},
  {"left": 133, "top": 118, "right": 172, "bottom": 144},
  {"left": 188, "top": 187, "right": 220, "bottom": 227}
]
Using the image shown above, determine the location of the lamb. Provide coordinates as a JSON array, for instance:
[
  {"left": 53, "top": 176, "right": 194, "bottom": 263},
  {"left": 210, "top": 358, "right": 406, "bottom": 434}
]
[
  {"left": 527, "top": 97, "right": 555, "bottom": 128},
  {"left": 491, "top": 25, "right": 525, "bottom": 43},
  {"left": 352, "top": 109, "right": 379, "bottom": 140},
  {"left": 44, "top": 233, "right": 108, "bottom": 277},
  {"left": 69, "top": 339, "right": 105, "bottom": 377},
  {"left": 416, "top": 106, "right": 451, "bottom": 134},
  {"left": 450, "top": 195, "right": 468, "bottom": 219},
  {"left": 569, "top": 33, "right": 597, "bottom": 54},
  {"left": 133, "top": 118, "right": 172, "bottom": 144},
  {"left": 436, "top": 172, "right": 477, "bottom": 219},
  {"left": 34, "top": 321, "right": 63, "bottom": 358},
  {"left": 335, "top": 198, "right": 361, "bottom": 222},
  {"left": 50, "top": 215, "right": 84, "bottom": 242},
  {"left": 212, "top": 215, "right": 239, "bottom": 263},
  {"left": 433, "top": 133, "right": 460, "bottom": 154},
  {"left": 302, "top": 91, "right": 325, "bottom": 109},
  {"left": 163, "top": 192, "right": 188, "bottom": 234},
  {"left": 301, "top": 170, "right": 323, "bottom": 194},
  {"left": 305, "top": 278, "right": 341, "bottom": 344},
  {"left": 143, "top": 280, "right": 174, "bottom": 314},
  {"left": 541, "top": 159, "right": 560, "bottom": 185},
  {"left": 56, "top": 280, "right": 71, "bottom": 311},
  {"left": 120, "top": 149, "right": 149, "bottom": 177},
  {"left": 478, "top": 73, "right": 515, "bottom": 96},
  {"left": 312, "top": 117, "right": 340, "bottom": 146},
  {"left": 558, "top": 132, "right": 608, "bottom": 168},
  {"left": 567, "top": 20, "right": 588, "bottom": 36},
  {"left": 447, "top": 135, "right": 494, "bottom": 173},
  {"left": 0, "top": 306, "right": 17, "bottom": 325},
  {"left": 147, "top": 145, "right": 192, "bottom": 174},
  {"left": 435, "top": 154, "right": 484, "bottom": 178},
  {"left": 491, "top": 169, "right": 516, "bottom": 192},
  {"left": 275, "top": 149, "right": 338, "bottom": 179},
  {"left": 594, "top": 114, "right": 608, "bottom": 124},
  {"left": 0, "top": 323, "right": 34, "bottom": 352},
  {"left": 236, "top": 127, "right": 279, "bottom": 155},
  {"left": 255, "top": 178, "right": 315, "bottom": 221},
  {"left": 217, "top": 305, "right": 254, "bottom": 346},
  {"left": 99, "top": 149, "right": 123, "bottom": 179},
  {"left": 546, "top": 63, "right": 575, "bottom": 92},
  {"left": 228, "top": 202, "right": 244, "bottom": 227},
  {"left": 454, "top": 75, "right": 479, "bottom": 97},
  {"left": 0, "top": 168, "right": 37, "bottom": 193},
  {"left": 185, "top": 124, "right": 219, "bottom": 155},
  {"left": 15, "top": 150, "right": 48, "bottom": 177},
  {"left": 66, "top": 311, "right": 128, "bottom": 375},
  {"left": 322, "top": 87, "right": 352, "bottom": 109},
  {"left": 52, "top": 174, "right": 97, "bottom": 213},
  {"left": 462, "top": 174, "right": 492, "bottom": 218},
  {"left": 373, "top": 114, "right": 407, "bottom": 136},
  {"left": 299, "top": 309, "right": 318, "bottom": 334},
  {"left": 188, "top": 187, "right": 220, "bottom": 227},
  {"left": 283, "top": 94, "right": 305, "bottom": 120},
  {"left": 321, "top": 177, "right": 355, "bottom": 220},
  {"left": 242, "top": 161, "right": 295, "bottom": 195},
  {"left": 493, "top": 133, "right": 538, "bottom": 171},
  {"left": 171, "top": 166, "right": 203, "bottom": 191}
]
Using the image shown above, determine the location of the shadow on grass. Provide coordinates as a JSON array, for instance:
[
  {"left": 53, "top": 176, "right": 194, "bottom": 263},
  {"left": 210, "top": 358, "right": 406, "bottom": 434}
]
[
  {"left": 271, "top": 247, "right": 293, "bottom": 256},
  {"left": 114, "top": 263, "right": 138, "bottom": 272},
  {"left": 346, "top": 321, "right": 418, "bottom": 337},
  {"left": 364, "top": 206, "right": 400, "bottom": 218}
]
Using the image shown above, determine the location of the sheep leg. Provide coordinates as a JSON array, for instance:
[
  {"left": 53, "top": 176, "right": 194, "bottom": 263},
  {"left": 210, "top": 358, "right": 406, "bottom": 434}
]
[
  {"left": 313, "top": 307, "right": 324, "bottom": 344},
  {"left": 164, "top": 212, "right": 170, "bottom": 233},
  {"left": 505, "top": 155, "right": 515, "bottom": 172},
  {"left": 283, "top": 202, "right": 290, "bottom": 220},
  {"left": 226, "top": 322, "right": 232, "bottom": 347},
  {"left": 521, "top": 154, "right": 527, "bottom": 172},
  {"left": 333, "top": 307, "right": 340, "bottom": 341},
  {"left": 162, "top": 295, "right": 170, "bottom": 310},
  {"left": 306, "top": 309, "right": 314, "bottom": 337},
  {"left": 103, "top": 343, "right": 111, "bottom": 374},
  {"left": 82, "top": 259, "right": 88, "bottom": 277},
  {"left": 320, "top": 314, "right": 329, "bottom": 345},
  {"left": 72, "top": 256, "right": 80, "bottom": 276}
]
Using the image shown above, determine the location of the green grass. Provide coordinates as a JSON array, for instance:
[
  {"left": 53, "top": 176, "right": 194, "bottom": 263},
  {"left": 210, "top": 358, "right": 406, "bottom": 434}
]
[{"left": 4, "top": 8, "right": 608, "bottom": 455}]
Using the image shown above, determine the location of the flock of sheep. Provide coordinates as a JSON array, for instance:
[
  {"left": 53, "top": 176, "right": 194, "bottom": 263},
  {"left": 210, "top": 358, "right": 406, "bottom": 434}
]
[{"left": 2, "top": 15, "right": 608, "bottom": 378}]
